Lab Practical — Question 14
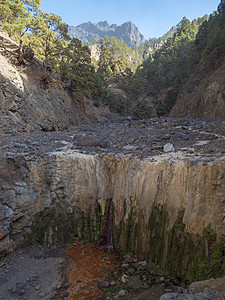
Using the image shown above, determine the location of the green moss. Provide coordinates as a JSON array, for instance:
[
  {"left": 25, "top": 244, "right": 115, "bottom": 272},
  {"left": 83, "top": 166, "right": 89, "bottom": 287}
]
[
  {"left": 203, "top": 227, "right": 217, "bottom": 242},
  {"left": 165, "top": 214, "right": 225, "bottom": 283},
  {"left": 165, "top": 210, "right": 206, "bottom": 282},
  {"left": 196, "top": 232, "right": 225, "bottom": 280},
  {"left": 114, "top": 207, "right": 137, "bottom": 254},
  {"left": 24, "top": 200, "right": 225, "bottom": 283},
  {"left": 124, "top": 209, "right": 137, "bottom": 253},
  {"left": 24, "top": 201, "right": 105, "bottom": 246},
  {"left": 148, "top": 205, "right": 168, "bottom": 265}
]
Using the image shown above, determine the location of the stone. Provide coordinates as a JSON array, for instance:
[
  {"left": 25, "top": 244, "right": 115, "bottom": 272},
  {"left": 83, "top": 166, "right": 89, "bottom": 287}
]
[
  {"left": 159, "top": 293, "right": 195, "bottom": 300},
  {"left": 203, "top": 288, "right": 217, "bottom": 299},
  {"left": 0, "top": 204, "right": 14, "bottom": 220},
  {"left": 138, "top": 261, "right": 147, "bottom": 267},
  {"left": 193, "top": 293, "right": 205, "bottom": 300},
  {"left": 121, "top": 263, "right": 129, "bottom": 268},
  {"left": 121, "top": 274, "right": 128, "bottom": 283},
  {"left": 11, "top": 284, "right": 17, "bottom": 294},
  {"left": 76, "top": 136, "right": 109, "bottom": 148},
  {"left": 11, "top": 283, "right": 27, "bottom": 295},
  {"left": 178, "top": 133, "right": 190, "bottom": 140},
  {"left": 118, "top": 290, "right": 127, "bottom": 296},
  {"left": 123, "top": 145, "right": 136, "bottom": 151},
  {"left": 164, "top": 143, "right": 175, "bottom": 152},
  {"left": 127, "top": 267, "right": 135, "bottom": 275},
  {"left": 97, "top": 281, "right": 110, "bottom": 288},
  {"left": 39, "top": 292, "right": 45, "bottom": 297}
]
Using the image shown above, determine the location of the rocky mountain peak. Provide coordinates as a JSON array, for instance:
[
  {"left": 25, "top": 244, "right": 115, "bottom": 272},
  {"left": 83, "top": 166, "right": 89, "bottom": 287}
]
[
  {"left": 68, "top": 21, "right": 146, "bottom": 48},
  {"left": 97, "top": 21, "right": 110, "bottom": 28}
]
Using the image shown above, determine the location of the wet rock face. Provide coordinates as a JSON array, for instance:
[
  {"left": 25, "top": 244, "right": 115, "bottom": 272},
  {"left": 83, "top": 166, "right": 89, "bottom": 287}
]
[
  {"left": 0, "top": 148, "right": 224, "bottom": 281},
  {"left": 0, "top": 118, "right": 224, "bottom": 281}
]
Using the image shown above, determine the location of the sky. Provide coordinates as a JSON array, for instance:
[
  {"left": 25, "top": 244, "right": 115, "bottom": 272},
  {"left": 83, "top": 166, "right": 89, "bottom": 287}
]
[{"left": 40, "top": 0, "right": 220, "bottom": 39}]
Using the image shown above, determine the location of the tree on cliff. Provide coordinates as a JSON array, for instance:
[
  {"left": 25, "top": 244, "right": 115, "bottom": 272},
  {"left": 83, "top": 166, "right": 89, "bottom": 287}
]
[
  {"left": 0, "top": 0, "right": 68, "bottom": 77},
  {"left": 0, "top": 0, "right": 43, "bottom": 63},
  {"left": 29, "top": 11, "right": 69, "bottom": 80},
  {"left": 131, "top": 15, "right": 208, "bottom": 116},
  {"left": 194, "top": 1, "right": 225, "bottom": 67},
  {"left": 59, "top": 38, "right": 98, "bottom": 97},
  {"left": 0, "top": 0, "right": 24, "bottom": 27}
]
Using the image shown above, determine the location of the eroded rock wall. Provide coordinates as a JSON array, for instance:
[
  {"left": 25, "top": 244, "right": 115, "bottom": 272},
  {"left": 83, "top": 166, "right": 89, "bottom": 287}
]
[
  {"left": 0, "top": 152, "right": 224, "bottom": 280},
  {"left": 170, "top": 57, "right": 225, "bottom": 118},
  {"left": 0, "top": 31, "right": 110, "bottom": 133}
]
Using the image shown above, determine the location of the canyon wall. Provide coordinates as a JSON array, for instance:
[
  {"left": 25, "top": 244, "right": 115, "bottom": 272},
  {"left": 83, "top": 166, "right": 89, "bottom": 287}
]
[
  {"left": 0, "top": 151, "right": 224, "bottom": 280},
  {"left": 170, "top": 57, "right": 225, "bottom": 119}
]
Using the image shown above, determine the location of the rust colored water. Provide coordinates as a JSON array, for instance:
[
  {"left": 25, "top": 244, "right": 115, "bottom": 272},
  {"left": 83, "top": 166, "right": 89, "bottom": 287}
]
[{"left": 65, "top": 238, "right": 120, "bottom": 300}]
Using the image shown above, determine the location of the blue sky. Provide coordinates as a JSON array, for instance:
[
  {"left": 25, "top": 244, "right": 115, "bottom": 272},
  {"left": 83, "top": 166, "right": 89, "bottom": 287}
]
[{"left": 40, "top": 0, "right": 220, "bottom": 39}]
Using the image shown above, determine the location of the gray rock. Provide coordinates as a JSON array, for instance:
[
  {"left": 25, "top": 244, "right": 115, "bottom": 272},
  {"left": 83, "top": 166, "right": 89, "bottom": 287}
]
[
  {"left": 164, "top": 143, "right": 175, "bottom": 152},
  {"left": 160, "top": 293, "right": 194, "bottom": 300},
  {"left": 97, "top": 281, "right": 110, "bottom": 288},
  {"left": 138, "top": 260, "right": 147, "bottom": 267},
  {"left": 118, "top": 290, "right": 127, "bottom": 296},
  {"left": 77, "top": 136, "right": 109, "bottom": 148},
  {"left": 178, "top": 133, "right": 190, "bottom": 140},
  {"left": 203, "top": 288, "right": 217, "bottom": 299},
  {"left": 39, "top": 292, "right": 45, "bottom": 297},
  {"left": 193, "top": 293, "right": 205, "bottom": 300},
  {"left": 123, "top": 145, "right": 136, "bottom": 151},
  {"left": 0, "top": 204, "right": 14, "bottom": 220}
]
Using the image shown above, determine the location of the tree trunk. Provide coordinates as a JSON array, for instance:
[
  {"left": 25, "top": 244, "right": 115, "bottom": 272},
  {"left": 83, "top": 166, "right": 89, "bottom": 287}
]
[{"left": 17, "top": 40, "right": 25, "bottom": 64}]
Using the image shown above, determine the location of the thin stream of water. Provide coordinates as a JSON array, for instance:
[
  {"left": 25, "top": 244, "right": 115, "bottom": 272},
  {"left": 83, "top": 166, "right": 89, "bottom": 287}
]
[{"left": 106, "top": 200, "right": 113, "bottom": 250}]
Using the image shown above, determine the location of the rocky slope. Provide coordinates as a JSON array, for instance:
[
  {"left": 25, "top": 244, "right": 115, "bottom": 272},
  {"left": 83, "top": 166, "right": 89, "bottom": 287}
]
[
  {"left": 68, "top": 21, "right": 146, "bottom": 47},
  {"left": 0, "top": 31, "right": 110, "bottom": 134},
  {"left": 170, "top": 57, "right": 225, "bottom": 118}
]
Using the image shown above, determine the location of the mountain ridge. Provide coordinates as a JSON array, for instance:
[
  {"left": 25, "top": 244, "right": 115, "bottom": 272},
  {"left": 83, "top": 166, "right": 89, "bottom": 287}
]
[{"left": 68, "top": 21, "right": 146, "bottom": 48}]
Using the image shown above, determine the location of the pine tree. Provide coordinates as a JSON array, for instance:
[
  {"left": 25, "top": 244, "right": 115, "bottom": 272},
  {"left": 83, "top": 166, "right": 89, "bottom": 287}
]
[
  {"left": 59, "top": 38, "right": 96, "bottom": 97},
  {"left": 29, "top": 11, "right": 69, "bottom": 79}
]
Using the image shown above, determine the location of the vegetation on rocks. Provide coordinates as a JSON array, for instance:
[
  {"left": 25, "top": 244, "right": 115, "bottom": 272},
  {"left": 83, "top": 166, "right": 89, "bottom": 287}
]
[{"left": 114, "top": 204, "right": 225, "bottom": 283}]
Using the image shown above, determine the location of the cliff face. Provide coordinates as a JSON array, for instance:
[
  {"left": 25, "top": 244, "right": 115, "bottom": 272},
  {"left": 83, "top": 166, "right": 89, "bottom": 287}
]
[
  {"left": 170, "top": 58, "right": 225, "bottom": 118},
  {"left": 69, "top": 21, "right": 146, "bottom": 48},
  {"left": 0, "top": 31, "right": 109, "bottom": 133},
  {"left": 1, "top": 150, "right": 224, "bottom": 280}
]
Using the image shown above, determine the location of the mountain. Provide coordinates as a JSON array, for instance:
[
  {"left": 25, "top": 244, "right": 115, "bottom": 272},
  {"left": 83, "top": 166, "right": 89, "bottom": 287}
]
[{"left": 68, "top": 21, "right": 146, "bottom": 48}]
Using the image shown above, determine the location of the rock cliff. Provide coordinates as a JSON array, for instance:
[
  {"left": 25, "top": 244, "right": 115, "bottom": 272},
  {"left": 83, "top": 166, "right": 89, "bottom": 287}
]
[
  {"left": 0, "top": 118, "right": 224, "bottom": 281},
  {"left": 69, "top": 21, "right": 146, "bottom": 48},
  {"left": 0, "top": 31, "right": 110, "bottom": 133},
  {"left": 0, "top": 150, "right": 224, "bottom": 281},
  {"left": 170, "top": 58, "right": 225, "bottom": 118}
]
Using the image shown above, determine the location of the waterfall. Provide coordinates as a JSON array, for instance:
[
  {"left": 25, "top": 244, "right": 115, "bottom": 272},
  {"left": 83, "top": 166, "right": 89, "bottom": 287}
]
[{"left": 105, "top": 200, "right": 113, "bottom": 250}]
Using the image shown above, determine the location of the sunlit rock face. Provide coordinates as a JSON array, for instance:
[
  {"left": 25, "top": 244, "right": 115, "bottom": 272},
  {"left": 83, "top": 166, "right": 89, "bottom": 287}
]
[
  {"left": 0, "top": 31, "right": 110, "bottom": 134},
  {"left": 0, "top": 151, "right": 224, "bottom": 280},
  {"left": 42, "top": 152, "right": 224, "bottom": 236}
]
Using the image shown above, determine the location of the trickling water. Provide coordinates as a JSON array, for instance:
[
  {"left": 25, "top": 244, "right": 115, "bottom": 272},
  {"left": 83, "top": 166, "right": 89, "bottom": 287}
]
[{"left": 106, "top": 200, "right": 113, "bottom": 250}]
